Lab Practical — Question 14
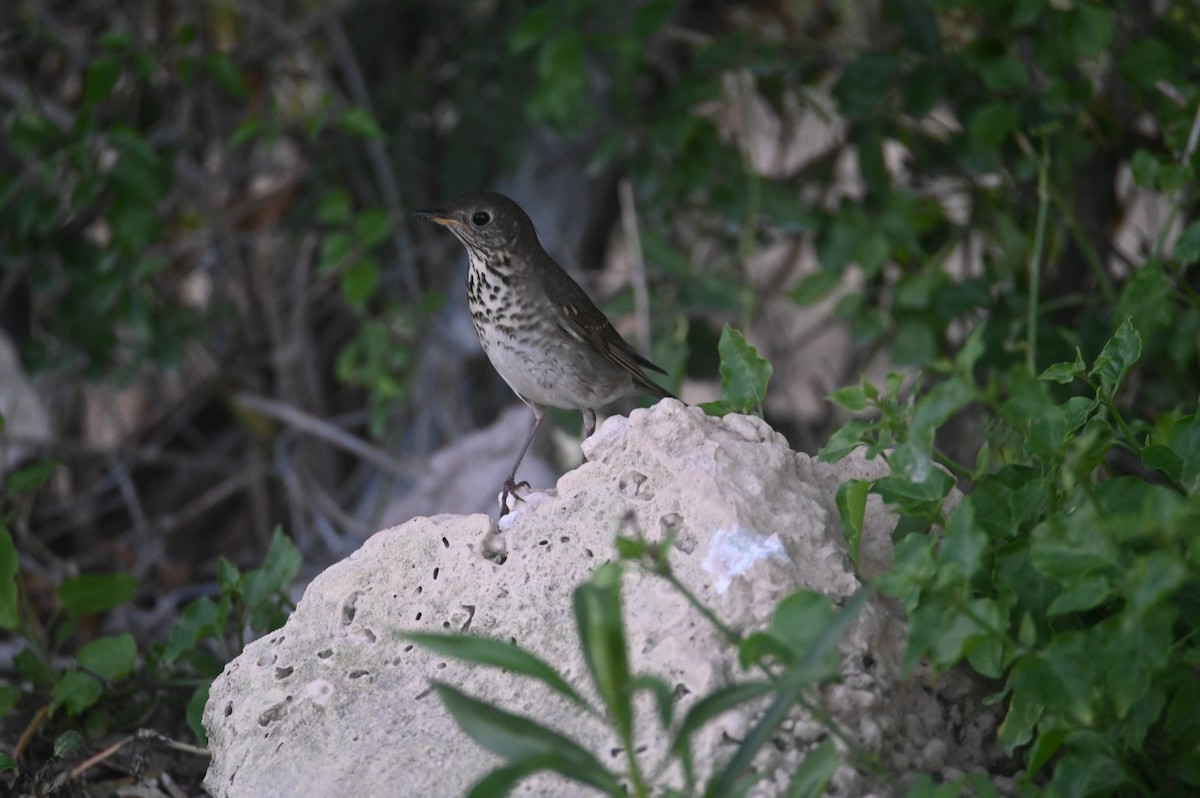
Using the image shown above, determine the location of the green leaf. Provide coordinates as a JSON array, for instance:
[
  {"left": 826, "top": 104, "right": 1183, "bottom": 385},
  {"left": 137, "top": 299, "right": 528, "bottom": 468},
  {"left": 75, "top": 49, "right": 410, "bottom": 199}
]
[
  {"left": 1065, "top": 3, "right": 1114, "bottom": 58},
  {"left": 633, "top": 0, "right": 674, "bottom": 38},
  {"left": 1173, "top": 220, "right": 1200, "bottom": 267},
  {"left": 911, "top": 378, "right": 974, "bottom": 438},
  {"left": 337, "top": 107, "right": 384, "bottom": 140},
  {"left": 353, "top": 208, "right": 393, "bottom": 249},
  {"left": 164, "top": 596, "right": 228, "bottom": 664},
  {"left": 0, "top": 752, "right": 14, "bottom": 773},
  {"left": 0, "top": 683, "right": 20, "bottom": 717},
  {"left": 874, "top": 465, "right": 954, "bottom": 506},
  {"left": 975, "top": 52, "right": 1028, "bottom": 92},
  {"left": 15, "top": 648, "right": 54, "bottom": 689},
  {"left": 835, "top": 479, "right": 870, "bottom": 566},
  {"left": 817, "top": 419, "right": 872, "bottom": 463},
  {"left": 0, "top": 529, "right": 17, "bottom": 631},
  {"left": 6, "top": 460, "right": 60, "bottom": 493},
  {"left": 510, "top": 6, "right": 558, "bottom": 53},
  {"left": 59, "top": 573, "right": 138, "bottom": 616},
  {"left": 828, "top": 384, "right": 871, "bottom": 412},
  {"left": 403, "top": 633, "right": 591, "bottom": 711},
  {"left": 217, "top": 557, "right": 242, "bottom": 596},
  {"left": 243, "top": 527, "right": 301, "bottom": 612},
  {"left": 1142, "top": 410, "right": 1200, "bottom": 490},
  {"left": 671, "top": 681, "right": 777, "bottom": 758},
  {"left": 229, "top": 116, "right": 264, "bottom": 147},
  {"left": 794, "top": 588, "right": 870, "bottom": 676},
  {"left": 203, "top": 53, "right": 248, "bottom": 97},
  {"left": 887, "top": 1, "right": 940, "bottom": 56},
  {"left": 84, "top": 55, "right": 122, "bottom": 105},
  {"left": 791, "top": 270, "right": 841, "bottom": 304},
  {"left": 938, "top": 499, "right": 985, "bottom": 581},
  {"left": 632, "top": 673, "right": 675, "bottom": 730},
  {"left": 319, "top": 231, "right": 354, "bottom": 272},
  {"left": 768, "top": 591, "right": 844, "bottom": 681},
  {"left": 1090, "top": 318, "right": 1141, "bottom": 399},
  {"left": 573, "top": 563, "right": 633, "bottom": 743},
  {"left": 53, "top": 730, "right": 87, "bottom": 758},
  {"left": 955, "top": 324, "right": 986, "bottom": 372},
  {"left": 51, "top": 671, "right": 103, "bottom": 716},
  {"left": 707, "top": 690, "right": 798, "bottom": 796},
  {"left": 432, "top": 682, "right": 621, "bottom": 793},
  {"left": 1046, "top": 575, "right": 1112, "bottom": 617},
  {"left": 967, "top": 103, "right": 1019, "bottom": 152},
  {"left": 786, "top": 739, "right": 839, "bottom": 798},
  {"left": 1039, "top": 349, "right": 1086, "bottom": 384},
  {"left": 465, "top": 759, "right": 556, "bottom": 798},
  {"left": 1129, "top": 149, "right": 1160, "bottom": 190},
  {"left": 1026, "top": 723, "right": 1068, "bottom": 778},
  {"left": 187, "top": 683, "right": 210, "bottom": 744},
  {"left": 834, "top": 54, "right": 901, "bottom": 120},
  {"left": 342, "top": 257, "right": 379, "bottom": 310},
  {"left": 708, "top": 324, "right": 773, "bottom": 415},
  {"left": 77, "top": 633, "right": 137, "bottom": 680},
  {"left": 1118, "top": 37, "right": 1176, "bottom": 89},
  {"left": 318, "top": 189, "right": 353, "bottom": 225}
]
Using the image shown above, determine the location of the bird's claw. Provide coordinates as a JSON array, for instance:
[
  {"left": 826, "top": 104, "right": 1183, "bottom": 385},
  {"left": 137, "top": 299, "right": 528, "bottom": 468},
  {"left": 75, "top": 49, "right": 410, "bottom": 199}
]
[{"left": 499, "top": 477, "right": 532, "bottom": 517}]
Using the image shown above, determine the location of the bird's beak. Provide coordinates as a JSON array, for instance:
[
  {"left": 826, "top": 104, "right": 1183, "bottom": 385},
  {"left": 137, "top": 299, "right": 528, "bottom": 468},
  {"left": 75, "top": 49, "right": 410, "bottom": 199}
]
[{"left": 413, "top": 208, "right": 465, "bottom": 228}]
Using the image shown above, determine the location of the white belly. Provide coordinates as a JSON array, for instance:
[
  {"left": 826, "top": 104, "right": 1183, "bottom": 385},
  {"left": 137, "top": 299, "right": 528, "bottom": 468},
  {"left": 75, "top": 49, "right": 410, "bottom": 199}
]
[{"left": 473, "top": 317, "right": 632, "bottom": 410}]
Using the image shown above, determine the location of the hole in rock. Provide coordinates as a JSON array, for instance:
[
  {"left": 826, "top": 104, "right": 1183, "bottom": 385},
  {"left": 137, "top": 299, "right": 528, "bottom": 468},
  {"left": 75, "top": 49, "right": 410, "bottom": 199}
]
[
  {"left": 318, "top": 649, "right": 333, "bottom": 659},
  {"left": 432, "top": 567, "right": 440, "bottom": 580},
  {"left": 341, "top": 592, "right": 362, "bottom": 625},
  {"left": 441, "top": 537, "right": 449, "bottom": 548},
  {"left": 348, "top": 669, "right": 370, "bottom": 679},
  {"left": 415, "top": 612, "right": 423, "bottom": 620},
  {"left": 619, "top": 470, "right": 649, "bottom": 498},
  {"left": 275, "top": 667, "right": 294, "bottom": 680}
]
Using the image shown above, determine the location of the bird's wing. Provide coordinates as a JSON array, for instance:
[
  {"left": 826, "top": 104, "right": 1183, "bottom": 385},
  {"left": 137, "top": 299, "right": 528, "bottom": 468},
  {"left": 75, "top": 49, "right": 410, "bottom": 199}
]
[{"left": 546, "top": 266, "right": 673, "bottom": 399}]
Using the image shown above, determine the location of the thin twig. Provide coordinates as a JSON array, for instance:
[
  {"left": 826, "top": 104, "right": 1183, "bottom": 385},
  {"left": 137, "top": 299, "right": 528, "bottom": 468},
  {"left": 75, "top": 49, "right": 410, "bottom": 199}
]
[
  {"left": 235, "top": 392, "right": 418, "bottom": 479},
  {"left": 325, "top": 13, "right": 420, "bottom": 298},
  {"left": 1027, "top": 136, "right": 1050, "bottom": 374},
  {"left": 619, "top": 179, "right": 653, "bottom": 355}
]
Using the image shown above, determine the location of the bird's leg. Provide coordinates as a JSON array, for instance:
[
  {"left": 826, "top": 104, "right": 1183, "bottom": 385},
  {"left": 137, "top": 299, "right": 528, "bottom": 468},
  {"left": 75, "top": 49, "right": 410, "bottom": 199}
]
[
  {"left": 579, "top": 408, "right": 597, "bottom": 464},
  {"left": 500, "top": 407, "right": 545, "bottom": 516}
]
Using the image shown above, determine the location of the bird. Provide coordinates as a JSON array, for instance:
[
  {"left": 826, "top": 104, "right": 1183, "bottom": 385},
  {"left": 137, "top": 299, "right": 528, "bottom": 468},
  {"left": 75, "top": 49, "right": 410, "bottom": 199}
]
[{"left": 415, "top": 191, "right": 674, "bottom": 515}]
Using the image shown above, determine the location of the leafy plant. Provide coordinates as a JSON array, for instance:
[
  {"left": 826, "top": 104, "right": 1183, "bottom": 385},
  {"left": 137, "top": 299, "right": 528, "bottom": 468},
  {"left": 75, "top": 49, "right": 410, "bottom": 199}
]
[
  {"left": 824, "top": 315, "right": 1200, "bottom": 795},
  {"left": 406, "top": 533, "right": 879, "bottom": 797},
  {"left": 1, "top": 452, "right": 301, "bottom": 771},
  {"left": 699, "top": 325, "right": 773, "bottom": 417},
  {"left": 160, "top": 526, "right": 302, "bottom": 742}
]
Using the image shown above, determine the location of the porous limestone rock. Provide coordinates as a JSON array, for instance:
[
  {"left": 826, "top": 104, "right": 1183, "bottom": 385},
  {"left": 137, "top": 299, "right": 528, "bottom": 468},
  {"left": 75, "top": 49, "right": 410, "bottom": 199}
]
[{"left": 203, "top": 400, "right": 1006, "bottom": 797}]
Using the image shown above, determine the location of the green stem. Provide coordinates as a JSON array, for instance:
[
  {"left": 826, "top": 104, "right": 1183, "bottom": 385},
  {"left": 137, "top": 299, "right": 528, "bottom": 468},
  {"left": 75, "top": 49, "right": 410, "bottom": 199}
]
[
  {"left": 625, "top": 741, "right": 649, "bottom": 798},
  {"left": 660, "top": 570, "right": 742, "bottom": 648}
]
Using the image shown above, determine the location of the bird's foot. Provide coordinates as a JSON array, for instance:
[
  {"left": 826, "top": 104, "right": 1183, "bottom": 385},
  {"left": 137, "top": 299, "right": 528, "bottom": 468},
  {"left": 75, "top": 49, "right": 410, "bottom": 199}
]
[{"left": 498, "top": 477, "right": 532, "bottom": 518}]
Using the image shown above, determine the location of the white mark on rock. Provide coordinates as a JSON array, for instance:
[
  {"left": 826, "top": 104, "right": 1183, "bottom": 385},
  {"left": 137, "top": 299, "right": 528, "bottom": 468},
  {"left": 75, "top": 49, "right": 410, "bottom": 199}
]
[
  {"left": 303, "top": 679, "right": 335, "bottom": 706},
  {"left": 701, "top": 525, "right": 790, "bottom": 594}
]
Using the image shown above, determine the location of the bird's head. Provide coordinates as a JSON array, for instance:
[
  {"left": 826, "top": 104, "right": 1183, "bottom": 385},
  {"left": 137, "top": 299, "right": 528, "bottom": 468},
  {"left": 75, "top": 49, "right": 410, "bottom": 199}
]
[{"left": 414, "top": 191, "right": 538, "bottom": 253}]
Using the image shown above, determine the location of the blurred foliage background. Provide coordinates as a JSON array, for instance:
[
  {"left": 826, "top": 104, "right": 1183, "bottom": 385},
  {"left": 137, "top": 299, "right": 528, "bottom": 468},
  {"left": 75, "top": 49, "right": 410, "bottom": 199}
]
[{"left": 1, "top": 0, "right": 1199, "bottom": 794}]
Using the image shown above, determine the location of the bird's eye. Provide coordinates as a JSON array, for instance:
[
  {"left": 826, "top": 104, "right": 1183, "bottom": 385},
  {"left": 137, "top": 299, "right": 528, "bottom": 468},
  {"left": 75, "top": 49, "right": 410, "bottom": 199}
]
[{"left": 472, "top": 211, "right": 491, "bottom": 226}]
